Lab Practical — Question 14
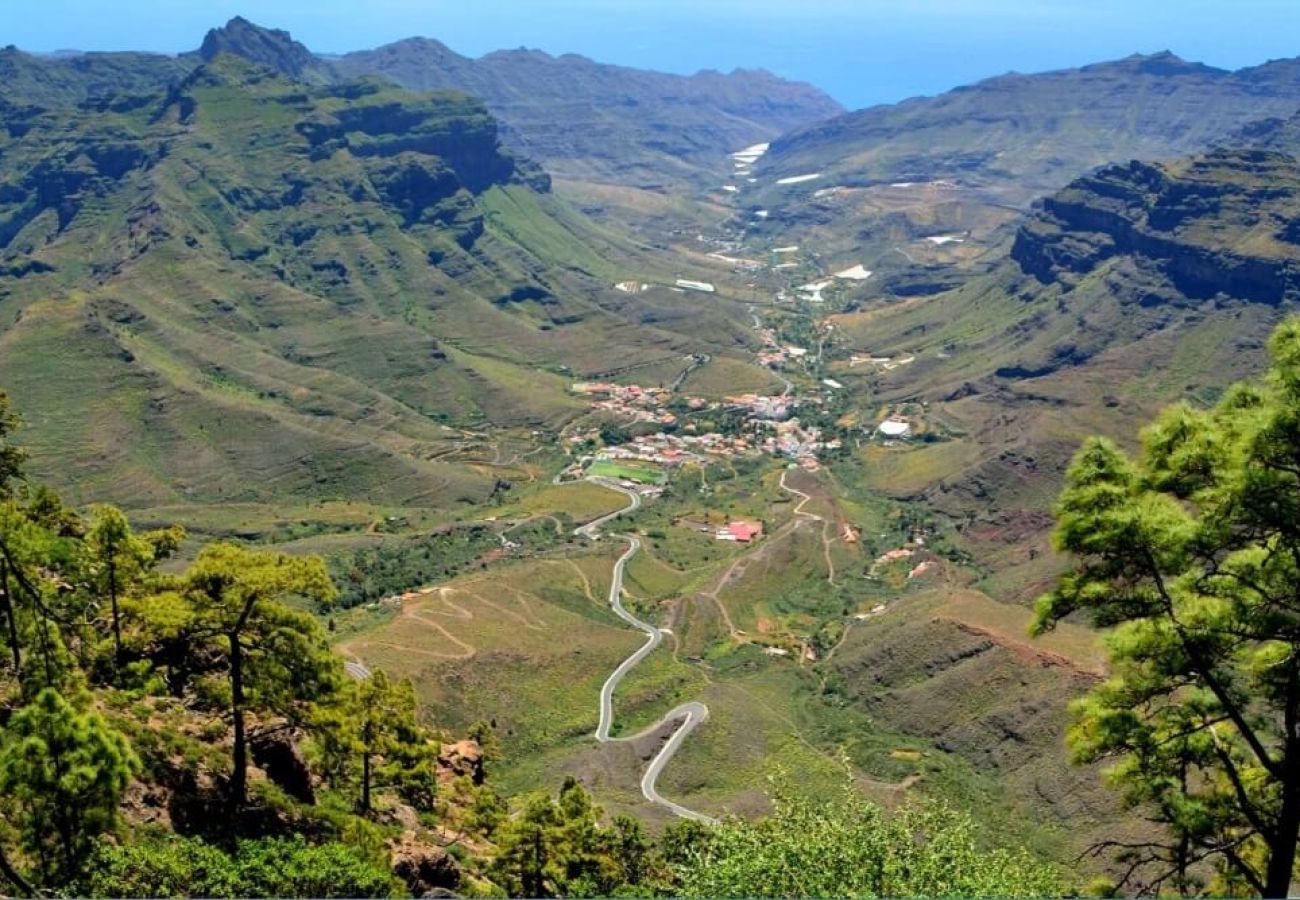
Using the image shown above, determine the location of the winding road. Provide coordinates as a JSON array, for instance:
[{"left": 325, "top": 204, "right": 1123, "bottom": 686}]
[{"left": 578, "top": 478, "right": 718, "bottom": 824}]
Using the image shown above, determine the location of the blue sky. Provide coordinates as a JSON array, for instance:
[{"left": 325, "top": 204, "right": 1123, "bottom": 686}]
[{"left": 10, "top": 1, "right": 1300, "bottom": 109}]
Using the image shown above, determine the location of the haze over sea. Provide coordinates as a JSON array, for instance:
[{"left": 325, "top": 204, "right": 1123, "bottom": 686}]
[{"left": 11, "top": 0, "right": 1300, "bottom": 109}]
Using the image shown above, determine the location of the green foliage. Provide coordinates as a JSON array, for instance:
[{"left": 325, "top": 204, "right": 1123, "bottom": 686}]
[
  {"left": 0, "top": 391, "right": 25, "bottom": 498},
  {"left": 673, "top": 784, "right": 1062, "bottom": 898},
  {"left": 79, "top": 835, "right": 396, "bottom": 898},
  {"left": 316, "top": 668, "right": 439, "bottom": 813},
  {"left": 0, "top": 499, "right": 84, "bottom": 698},
  {"left": 86, "top": 505, "right": 157, "bottom": 670},
  {"left": 1034, "top": 317, "right": 1300, "bottom": 896},
  {"left": 329, "top": 527, "right": 501, "bottom": 609},
  {"left": 0, "top": 688, "right": 138, "bottom": 886},
  {"left": 0, "top": 417, "right": 422, "bottom": 895},
  {"left": 184, "top": 543, "right": 341, "bottom": 808},
  {"left": 490, "top": 777, "right": 662, "bottom": 898}
]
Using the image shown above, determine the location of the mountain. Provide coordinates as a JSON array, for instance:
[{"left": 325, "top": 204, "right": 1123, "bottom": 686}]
[
  {"left": 832, "top": 123, "right": 1300, "bottom": 602},
  {"left": 334, "top": 38, "right": 844, "bottom": 186},
  {"left": 735, "top": 52, "right": 1300, "bottom": 288},
  {"left": 0, "top": 18, "right": 843, "bottom": 192},
  {"left": 0, "top": 54, "right": 756, "bottom": 531},
  {"left": 194, "top": 15, "right": 328, "bottom": 82},
  {"left": 763, "top": 52, "right": 1300, "bottom": 195},
  {"left": 0, "top": 45, "right": 185, "bottom": 107}
]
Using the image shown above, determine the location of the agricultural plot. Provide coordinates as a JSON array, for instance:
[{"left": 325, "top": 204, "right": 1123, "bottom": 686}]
[{"left": 337, "top": 552, "right": 638, "bottom": 760}]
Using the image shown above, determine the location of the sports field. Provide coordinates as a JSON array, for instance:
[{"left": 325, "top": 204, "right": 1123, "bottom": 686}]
[{"left": 588, "top": 460, "right": 667, "bottom": 484}]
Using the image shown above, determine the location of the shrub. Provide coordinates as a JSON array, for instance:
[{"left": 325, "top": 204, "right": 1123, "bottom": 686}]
[{"left": 80, "top": 835, "right": 396, "bottom": 898}]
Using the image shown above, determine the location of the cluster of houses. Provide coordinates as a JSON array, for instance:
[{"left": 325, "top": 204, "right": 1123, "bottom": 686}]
[
  {"left": 607, "top": 430, "right": 755, "bottom": 465},
  {"left": 753, "top": 323, "right": 809, "bottom": 370},
  {"left": 759, "top": 419, "right": 840, "bottom": 469},
  {"left": 571, "top": 382, "right": 678, "bottom": 426},
  {"left": 726, "top": 393, "right": 793, "bottom": 420}
]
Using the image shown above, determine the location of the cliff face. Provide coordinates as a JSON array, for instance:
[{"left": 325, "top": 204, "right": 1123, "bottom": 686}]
[
  {"left": 291, "top": 82, "right": 543, "bottom": 197},
  {"left": 0, "top": 59, "right": 544, "bottom": 266},
  {"left": 1012, "top": 149, "right": 1300, "bottom": 305}
]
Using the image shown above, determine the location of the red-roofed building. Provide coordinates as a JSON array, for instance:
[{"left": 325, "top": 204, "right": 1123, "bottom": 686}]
[{"left": 726, "top": 520, "right": 764, "bottom": 543}]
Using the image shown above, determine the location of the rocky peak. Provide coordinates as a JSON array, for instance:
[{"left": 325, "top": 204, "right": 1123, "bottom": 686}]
[
  {"left": 1110, "top": 50, "right": 1227, "bottom": 78},
  {"left": 198, "top": 16, "right": 320, "bottom": 79}
]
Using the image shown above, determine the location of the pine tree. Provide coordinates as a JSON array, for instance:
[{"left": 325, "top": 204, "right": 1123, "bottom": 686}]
[
  {"left": 85, "top": 505, "right": 154, "bottom": 673},
  {"left": 1035, "top": 318, "right": 1300, "bottom": 896},
  {"left": 184, "top": 544, "right": 339, "bottom": 811},
  {"left": 0, "top": 391, "right": 26, "bottom": 499},
  {"left": 320, "top": 668, "right": 438, "bottom": 814},
  {"left": 0, "top": 688, "right": 138, "bottom": 886}
]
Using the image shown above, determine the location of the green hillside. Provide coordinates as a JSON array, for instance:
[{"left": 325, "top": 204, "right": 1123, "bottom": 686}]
[
  {"left": 6, "top": 21, "right": 1300, "bottom": 899},
  {"left": 825, "top": 136, "right": 1300, "bottom": 598},
  {"left": 0, "top": 55, "right": 757, "bottom": 534}
]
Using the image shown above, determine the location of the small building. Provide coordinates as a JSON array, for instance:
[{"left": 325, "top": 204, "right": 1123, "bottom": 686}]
[
  {"left": 676, "top": 279, "right": 716, "bottom": 293},
  {"left": 877, "top": 418, "right": 912, "bottom": 438},
  {"left": 726, "top": 520, "right": 764, "bottom": 543}
]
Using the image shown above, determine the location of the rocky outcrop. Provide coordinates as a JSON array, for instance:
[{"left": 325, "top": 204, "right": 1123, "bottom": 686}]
[
  {"left": 437, "top": 739, "right": 484, "bottom": 786},
  {"left": 1012, "top": 149, "right": 1300, "bottom": 305},
  {"left": 391, "top": 835, "right": 462, "bottom": 897},
  {"left": 365, "top": 154, "right": 464, "bottom": 226},
  {"left": 197, "top": 16, "right": 323, "bottom": 80},
  {"left": 250, "top": 730, "right": 315, "bottom": 804},
  {"left": 296, "top": 89, "right": 527, "bottom": 197},
  {"left": 0, "top": 125, "right": 164, "bottom": 250}
]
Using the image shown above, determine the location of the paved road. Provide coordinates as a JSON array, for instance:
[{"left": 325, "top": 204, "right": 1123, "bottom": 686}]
[
  {"left": 594, "top": 533, "right": 659, "bottom": 740},
  {"left": 577, "top": 478, "right": 717, "bottom": 824},
  {"left": 576, "top": 477, "right": 642, "bottom": 538},
  {"left": 346, "top": 474, "right": 712, "bottom": 822}
]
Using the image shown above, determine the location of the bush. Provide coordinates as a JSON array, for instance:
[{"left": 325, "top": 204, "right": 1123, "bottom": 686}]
[
  {"left": 673, "top": 784, "right": 1063, "bottom": 898},
  {"left": 81, "top": 835, "right": 396, "bottom": 898}
]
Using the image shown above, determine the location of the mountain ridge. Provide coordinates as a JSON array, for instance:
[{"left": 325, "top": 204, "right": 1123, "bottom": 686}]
[
  {"left": 762, "top": 50, "right": 1300, "bottom": 192},
  {"left": 0, "top": 17, "right": 843, "bottom": 190}
]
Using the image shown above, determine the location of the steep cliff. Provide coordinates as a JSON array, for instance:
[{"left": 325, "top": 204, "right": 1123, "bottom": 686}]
[{"left": 1012, "top": 150, "right": 1300, "bottom": 304}]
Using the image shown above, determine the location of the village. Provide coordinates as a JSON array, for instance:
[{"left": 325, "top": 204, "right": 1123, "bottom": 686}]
[{"left": 565, "top": 378, "right": 844, "bottom": 475}]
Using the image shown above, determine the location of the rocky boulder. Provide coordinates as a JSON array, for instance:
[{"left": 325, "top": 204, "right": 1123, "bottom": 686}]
[
  {"left": 437, "top": 739, "right": 484, "bottom": 786},
  {"left": 250, "top": 730, "right": 315, "bottom": 804},
  {"left": 391, "top": 835, "right": 461, "bottom": 897}
]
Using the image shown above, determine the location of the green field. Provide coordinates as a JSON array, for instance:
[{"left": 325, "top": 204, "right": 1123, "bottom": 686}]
[{"left": 587, "top": 460, "right": 667, "bottom": 484}]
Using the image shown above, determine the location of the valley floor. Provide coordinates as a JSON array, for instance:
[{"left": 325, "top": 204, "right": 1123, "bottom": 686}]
[{"left": 331, "top": 146, "right": 1137, "bottom": 879}]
